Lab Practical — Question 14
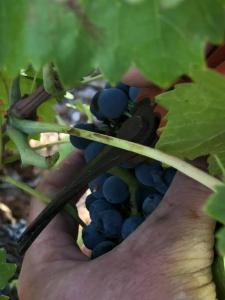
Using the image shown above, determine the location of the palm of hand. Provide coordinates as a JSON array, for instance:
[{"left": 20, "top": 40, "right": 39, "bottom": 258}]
[{"left": 18, "top": 152, "right": 216, "bottom": 300}]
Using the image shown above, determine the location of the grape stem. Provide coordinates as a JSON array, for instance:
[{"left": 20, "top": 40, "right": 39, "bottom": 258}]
[
  {"left": 81, "top": 74, "right": 103, "bottom": 84},
  {"left": 11, "top": 118, "right": 223, "bottom": 191},
  {"left": 0, "top": 175, "right": 85, "bottom": 227}
]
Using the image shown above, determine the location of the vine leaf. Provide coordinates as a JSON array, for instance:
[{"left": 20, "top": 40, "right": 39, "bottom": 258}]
[
  {"left": 0, "top": 1, "right": 225, "bottom": 87},
  {"left": 0, "top": 72, "right": 11, "bottom": 117},
  {"left": 156, "top": 69, "right": 225, "bottom": 175},
  {"left": 87, "top": 0, "right": 225, "bottom": 86},
  {"left": 160, "top": 0, "right": 185, "bottom": 8},
  {"left": 205, "top": 185, "right": 225, "bottom": 255},
  {"left": 56, "top": 139, "right": 74, "bottom": 166},
  {"left": 0, "top": 248, "right": 16, "bottom": 289},
  {"left": 205, "top": 185, "right": 225, "bottom": 225},
  {"left": 37, "top": 98, "right": 57, "bottom": 123}
]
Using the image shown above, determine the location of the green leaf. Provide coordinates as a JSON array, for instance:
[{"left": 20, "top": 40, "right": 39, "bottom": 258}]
[
  {"left": 0, "top": 1, "right": 27, "bottom": 74},
  {"left": 0, "top": 71, "right": 11, "bottom": 122},
  {"left": 205, "top": 185, "right": 225, "bottom": 224},
  {"left": 0, "top": 249, "right": 6, "bottom": 262},
  {"left": 160, "top": 0, "right": 185, "bottom": 8},
  {"left": 156, "top": 69, "right": 225, "bottom": 175},
  {"left": 20, "top": 76, "right": 37, "bottom": 97},
  {"left": 205, "top": 186, "right": 225, "bottom": 258},
  {"left": 0, "top": 248, "right": 16, "bottom": 289},
  {"left": 0, "top": 296, "right": 9, "bottom": 300},
  {"left": 24, "top": 0, "right": 96, "bottom": 87},
  {"left": 208, "top": 153, "right": 225, "bottom": 176},
  {"left": 88, "top": 0, "right": 225, "bottom": 86},
  {"left": 0, "top": 72, "right": 10, "bottom": 103},
  {"left": 37, "top": 98, "right": 57, "bottom": 123},
  {"left": 56, "top": 139, "right": 74, "bottom": 166},
  {"left": 0, "top": 1, "right": 225, "bottom": 87}
]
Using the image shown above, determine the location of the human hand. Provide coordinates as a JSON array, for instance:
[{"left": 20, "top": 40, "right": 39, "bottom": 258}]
[{"left": 18, "top": 73, "right": 216, "bottom": 300}]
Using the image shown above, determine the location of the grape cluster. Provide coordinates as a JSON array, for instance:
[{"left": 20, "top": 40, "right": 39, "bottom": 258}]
[{"left": 70, "top": 82, "right": 176, "bottom": 259}]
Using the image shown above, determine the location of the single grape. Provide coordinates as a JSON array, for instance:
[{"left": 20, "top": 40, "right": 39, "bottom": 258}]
[
  {"left": 116, "top": 81, "right": 130, "bottom": 94},
  {"left": 70, "top": 123, "right": 96, "bottom": 149},
  {"left": 97, "top": 209, "right": 123, "bottom": 238},
  {"left": 82, "top": 223, "right": 106, "bottom": 250},
  {"left": 84, "top": 142, "right": 105, "bottom": 162},
  {"left": 90, "top": 92, "right": 106, "bottom": 121},
  {"left": 163, "top": 167, "right": 177, "bottom": 186},
  {"left": 142, "top": 193, "right": 162, "bottom": 216},
  {"left": 92, "top": 241, "right": 116, "bottom": 259},
  {"left": 135, "top": 162, "right": 163, "bottom": 186},
  {"left": 89, "top": 199, "right": 114, "bottom": 223},
  {"left": 88, "top": 174, "right": 110, "bottom": 194},
  {"left": 129, "top": 87, "right": 140, "bottom": 101},
  {"left": 136, "top": 188, "right": 151, "bottom": 211},
  {"left": 121, "top": 216, "right": 144, "bottom": 239},
  {"left": 85, "top": 193, "right": 101, "bottom": 210},
  {"left": 103, "top": 176, "right": 130, "bottom": 204},
  {"left": 98, "top": 88, "right": 129, "bottom": 119},
  {"left": 150, "top": 172, "right": 169, "bottom": 194}
]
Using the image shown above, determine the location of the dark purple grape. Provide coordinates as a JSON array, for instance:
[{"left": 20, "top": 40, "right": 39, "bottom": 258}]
[
  {"left": 85, "top": 192, "right": 104, "bottom": 210},
  {"left": 135, "top": 162, "right": 165, "bottom": 191},
  {"left": 136, "top": 188, "right": 151, "bottom": 211},
  {"left": 89, "top": 199, "right": 114, "bottom": 224},
  {"left": 142, "top": 193, "right": 162, "bottom": 216},
  {"left": 97, "top": 209, "right": 123, "bottom": 238},
  {"left": 135, "top": 162, "right": 163, "bottom": 183},
  {"left": 103, "top": 176, "right": 129, "bottom": 204},
  {"left": 163, "top": 167, "right": 177, "bottom": 186},
  {"left": 98, "top": 88, "right": 129, "bottom": 119},
  {"left": 121, "top": 216, "right": 144, "bottom": 239},
  {"left": 92, "top": 241, "right": 116, "bottom": 259},
  {"left": 82, "top": 223, "right": 106, "bottom": 250},
  {"left": 84, "top": 142, "right": 105, "bottom": 162},
  {"left": 90, "top": 92, "right": 106, "bottom": 121},
  {"left": 88, "top": 174, "right": 110, "bottom": 194},
  {"left": 129, "top": 87, "right": 140, "bottom": 101},
  {"left": 116, "top": 81, "right": 130, "bottom": 94}
]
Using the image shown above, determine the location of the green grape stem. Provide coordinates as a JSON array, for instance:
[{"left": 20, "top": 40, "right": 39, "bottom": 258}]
[{"left": 10, "top": 118, "right": 223, "bottom": 191}]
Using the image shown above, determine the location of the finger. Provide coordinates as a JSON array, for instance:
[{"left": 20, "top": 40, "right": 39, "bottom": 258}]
[
  {"left": 117, "top": 170, "right": 215, "bottom": 296},
  {"left": 28, "top": 149, "right": 85, "bottom": 220},
  {"left": 123, "top": 169, "right": 214, "bottom": 258},
  {"left": 122, "top": 68, "right": 153, "bottom": 87},
  {"left": 25, "top": 150, "right": 88, "bottom": 263},
  {"left": 37, "top": 149, "right": 86, "bottom": 204}
]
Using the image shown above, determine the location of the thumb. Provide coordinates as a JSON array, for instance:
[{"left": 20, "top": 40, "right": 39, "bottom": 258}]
[{"left": 122, "top": 171, "right": 216, "bottom": 299}]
